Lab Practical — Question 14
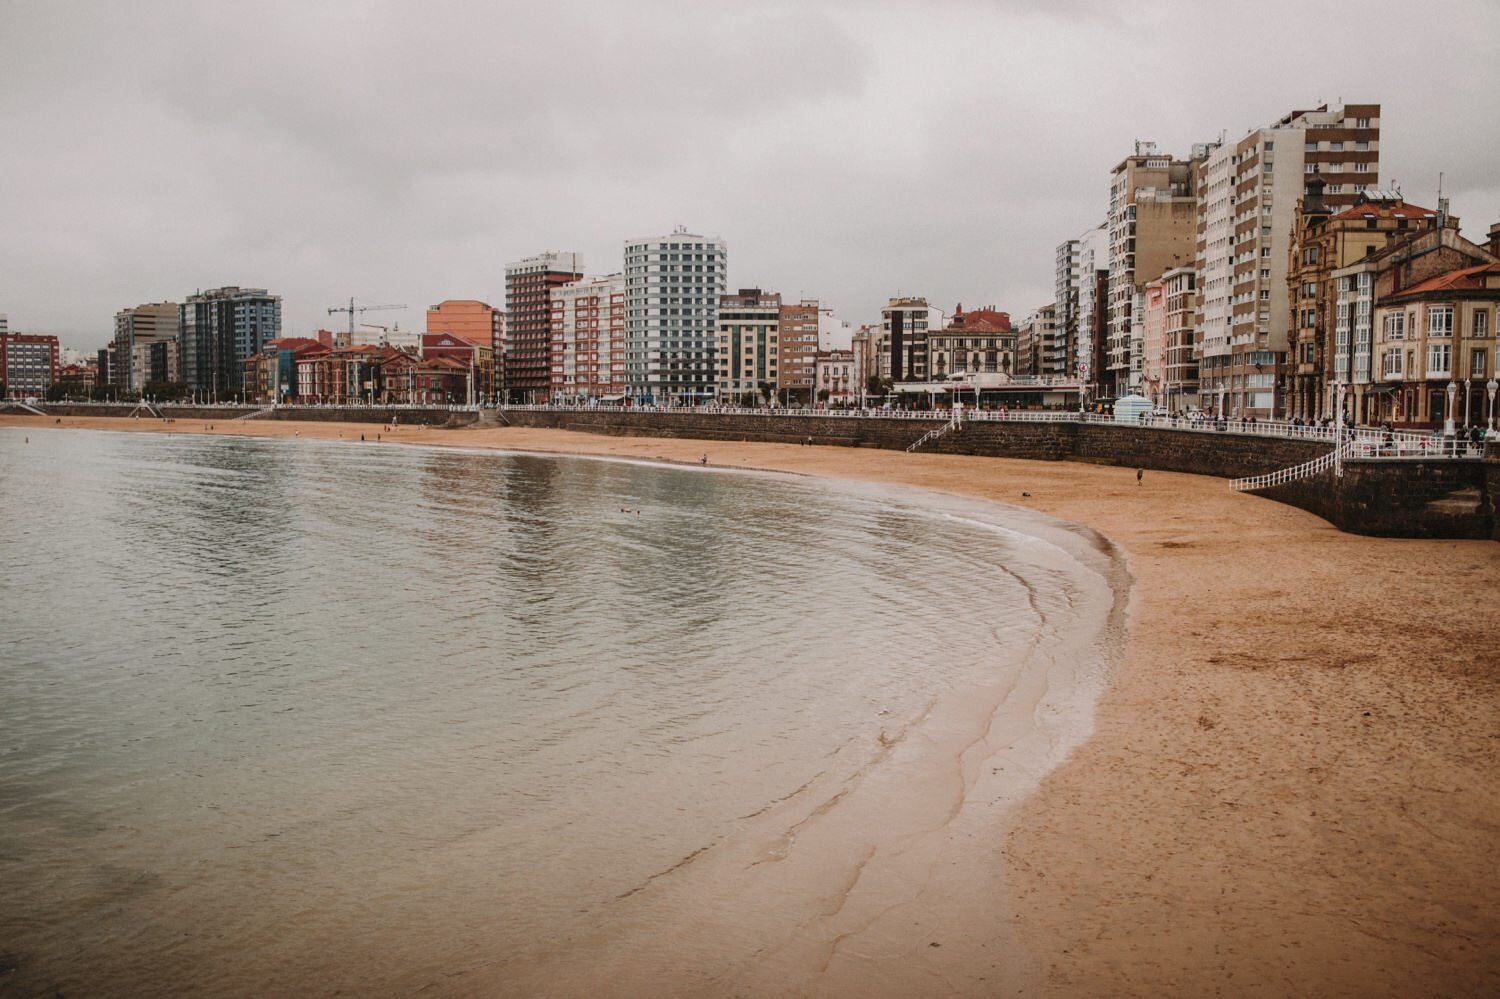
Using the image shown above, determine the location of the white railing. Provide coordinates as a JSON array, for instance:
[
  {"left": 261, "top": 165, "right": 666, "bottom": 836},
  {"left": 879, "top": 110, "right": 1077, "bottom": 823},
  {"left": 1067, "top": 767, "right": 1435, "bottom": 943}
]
[
  {"left": 1229, "top": 441, "right": 1352, "bottom": 492},
  {"left": 499, "top": 402, "right": 1494, "bottom": 458},
  {"left": 906, "top": 415, "right": 962, "bottom": 452}
]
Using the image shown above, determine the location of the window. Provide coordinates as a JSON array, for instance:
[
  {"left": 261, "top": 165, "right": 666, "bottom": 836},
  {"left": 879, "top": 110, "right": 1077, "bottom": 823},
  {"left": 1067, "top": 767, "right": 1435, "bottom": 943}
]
[
  {"left": 1382, "top": 350, "right": 1403, "bottom": 377},
  {"left": 1384, "top": 313, "right": 1405, "bottom": 340},
  {"left": 1428, "top": 343, "right": 1451, "bottom": 375},
  {"left": 1429, "top": 307, "right": 1454, "bottom": 337},
  {"left": 1472, "top": 349, "right": 1488, "bottom": 378},
  {"left": 1473, "top": 309, "right": 1489, "bottom": 338}
]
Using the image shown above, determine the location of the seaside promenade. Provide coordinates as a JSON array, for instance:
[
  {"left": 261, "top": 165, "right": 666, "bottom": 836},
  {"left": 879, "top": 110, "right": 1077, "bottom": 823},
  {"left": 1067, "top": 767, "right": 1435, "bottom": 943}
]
[{"left": 4, "top": 411, "right": 1498, "bottom": 996}]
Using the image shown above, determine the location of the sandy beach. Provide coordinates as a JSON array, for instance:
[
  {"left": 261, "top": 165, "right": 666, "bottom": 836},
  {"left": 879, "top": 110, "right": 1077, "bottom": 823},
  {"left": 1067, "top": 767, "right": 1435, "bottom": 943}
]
[{"left": 6, "top": 412, "right": 1498, "bottom": 997}]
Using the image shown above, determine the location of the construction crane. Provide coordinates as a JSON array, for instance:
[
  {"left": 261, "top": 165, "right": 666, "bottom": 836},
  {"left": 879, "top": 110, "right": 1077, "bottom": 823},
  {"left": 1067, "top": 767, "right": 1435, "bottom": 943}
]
[{"left": 328, "top": 298, "right": 406, "bottom": 346}]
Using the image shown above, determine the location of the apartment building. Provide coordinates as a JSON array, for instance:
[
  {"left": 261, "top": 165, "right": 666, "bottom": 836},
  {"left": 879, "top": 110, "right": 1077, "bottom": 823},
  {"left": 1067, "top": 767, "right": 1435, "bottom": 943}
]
[
  {"left": 623, "top": 230, "right": 726, "bottom": 404},
  {"left": 717, "top": 288, "right": 780, "bottom": 404},
  {"left": 929, "top": 306, "right": 1014, "bottom": 379},
  {"left": 1141, "top": 281, "right": 1168, "bottom": 405},
  {"left": 111, "top": 302, "right": 179, "bottom": 393},
  {"left": 506, "top": 252, "right": 583, "bottom": 403},
  {"left": 1163, "top": 266, "right": 1198, "bottom": 408},
  {"left": 1, "top": 332, "right": 60, "bottom": 399},
  {"left": 1196, "top": 103, "right": 1380, "bottom": 418},
  {"left": 850, "top": 325, "right": 878, "bottom": 397},
  {"left": 1285, "top": 182, "right": 1440, "bottom": 420},
  {"left": 1371, "top": 262, "right": 1500, "bottom": 428},
  {"left": 1329, "top": 222, "right": 1497, "bottom": 425},
  {"left": 814, "top": 349, "right": 856, "bottom": 405},
  {"left": 880, "top": 298, "right": 942, "bottom": 382},
  {"left": 1106, "top": 143, "right": 1199, "bottom": 398},
  {"left": 1055, "top": 239, "right": 1080, "bottom": 375},
  {"left": 547, "top": 274, "right": 625, "bottom": 401},
  {"left": 1014, "top": 305, "right": 1059, "bottom": 379},
  {"left": 178, "top": 287, "right": 281, "bottom": 400},
  {"left": 426, "top": 300, "right": 503, "bottom": 402},
  {"left": 1075, "top": 223, "right": 1109, "bottom": 402},
  {"left": 778, "top": 300, "right": 820, "bottom": 404}
]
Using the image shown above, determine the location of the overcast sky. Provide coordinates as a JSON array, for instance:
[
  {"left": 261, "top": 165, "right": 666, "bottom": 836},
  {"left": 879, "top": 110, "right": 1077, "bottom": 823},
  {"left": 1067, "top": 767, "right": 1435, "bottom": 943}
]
[{"left": 3, "top": 0, "right": 1498, "bottom": 351}]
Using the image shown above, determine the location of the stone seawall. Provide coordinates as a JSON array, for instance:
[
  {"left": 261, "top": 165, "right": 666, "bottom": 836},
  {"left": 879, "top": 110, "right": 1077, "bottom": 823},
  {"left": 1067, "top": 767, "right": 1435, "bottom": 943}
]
[
  {"left": 14, "top": 403, "right": 1494, "bottom": 539},
  {"left": 502, "top": 409, "right": 1496, "bottom": 540},
  {"left": 33, "top": 403, "right": 478, "bottom": 427}
]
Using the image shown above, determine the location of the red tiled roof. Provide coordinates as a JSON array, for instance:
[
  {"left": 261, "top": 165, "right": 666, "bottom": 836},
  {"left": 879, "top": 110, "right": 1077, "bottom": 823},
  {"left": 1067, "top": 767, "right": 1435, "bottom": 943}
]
[
  {"left": 1396, "top": 263, "right": 1500, "bottom": 297},
  {"left": 1328, "top": 201, "right": 1437, "bottom": 223}
]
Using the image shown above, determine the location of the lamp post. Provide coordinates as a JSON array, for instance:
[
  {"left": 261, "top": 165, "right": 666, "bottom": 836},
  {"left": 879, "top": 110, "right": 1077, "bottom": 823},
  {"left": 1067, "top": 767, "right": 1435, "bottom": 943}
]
[
  {"left": 1335, "top": 380, "right": 1347, "bottom": 477},
  {"left": 1463, "top": 376, "right": 1471, "bottom": 430},
  {"left": 1488, "top": 376, "right": 1498, "bottom": 432},
  {"left": 1444, "top": 379, "right": 1457, "bottom": 436}
]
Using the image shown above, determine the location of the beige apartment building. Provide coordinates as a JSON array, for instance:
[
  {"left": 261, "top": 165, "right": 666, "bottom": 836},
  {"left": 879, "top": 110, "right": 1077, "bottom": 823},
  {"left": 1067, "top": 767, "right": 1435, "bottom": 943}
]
[
  {"left": 1370, "top": 260, "right": 1500, "bottom": 428},
  {"left": 111, "top": 302, "right": 180, "bottom": 392},
  {"left": 1106, "top": 143, "right": 1199, "bottom": 398},
  {"left": 1329, "top": 222, "right": 1498, "bottom": 426},
  {"left": 929, "top": 306, "right": 1015, "bottom": 380},
  {"left": 717, "top": 288, "right": 781, "bottom": 404},
  {"left": 1284, "top": 182, "right": 1442, "bottom": 420},
  {"left": 1013, "top": 305, "right": 1058, "bottom": 379},
  {"left": 1195, "top": 103, "right": 1380, "bottom": 418}
]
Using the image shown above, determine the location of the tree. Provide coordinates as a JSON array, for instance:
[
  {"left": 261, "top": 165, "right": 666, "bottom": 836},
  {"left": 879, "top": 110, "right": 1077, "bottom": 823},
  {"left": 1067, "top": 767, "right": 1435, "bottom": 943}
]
[
  {"left": 817, "top": 388, "right": 830, "bottom": 403},
  {"left": 757, "top": 380, "right": 774, "bottom": 406}
]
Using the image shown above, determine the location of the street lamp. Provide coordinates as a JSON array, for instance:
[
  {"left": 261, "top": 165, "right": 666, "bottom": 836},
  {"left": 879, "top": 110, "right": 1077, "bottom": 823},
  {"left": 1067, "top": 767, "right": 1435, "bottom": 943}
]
[
  {"left": 1488, "top": 376, "right": 1498, "bottom": 432},
  {"left": 1335, "top": 380, "right": 1348, "bottom": 477},
  {"left": 1463, "top": 376, "right": 1471, "bottom": 429},
  {"left": 1444, "top": 379, "right": 1457, "bottom": 436}
]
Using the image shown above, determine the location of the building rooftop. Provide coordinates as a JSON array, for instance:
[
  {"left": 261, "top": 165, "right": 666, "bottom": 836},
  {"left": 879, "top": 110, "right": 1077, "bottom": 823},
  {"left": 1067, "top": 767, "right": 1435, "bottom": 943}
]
[{"left": 1394, "top": 263, "right": 1500, "bottom": 298}]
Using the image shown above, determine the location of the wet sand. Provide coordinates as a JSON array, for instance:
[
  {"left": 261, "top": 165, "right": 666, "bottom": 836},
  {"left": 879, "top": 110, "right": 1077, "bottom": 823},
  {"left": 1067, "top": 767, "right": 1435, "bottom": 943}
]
[{"left": 7, "top": 413, "right": 1499, "bottom": 996}]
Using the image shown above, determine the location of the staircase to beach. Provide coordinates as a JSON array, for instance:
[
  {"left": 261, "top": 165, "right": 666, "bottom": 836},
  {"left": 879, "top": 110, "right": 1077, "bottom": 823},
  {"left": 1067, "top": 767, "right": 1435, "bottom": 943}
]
[
  {"left": 1229, "top": 441, "right": 1351, "bottom": 491},
  {"left": 906, "top": 415, "right": 963, "bottom": 453}
]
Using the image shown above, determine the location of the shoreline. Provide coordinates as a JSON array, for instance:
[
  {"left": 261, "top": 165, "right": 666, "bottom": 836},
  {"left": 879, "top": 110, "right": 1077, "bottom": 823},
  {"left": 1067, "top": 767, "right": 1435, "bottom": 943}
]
[{"left": 6, "top": 413, "right": 1499, "bottom": 995}]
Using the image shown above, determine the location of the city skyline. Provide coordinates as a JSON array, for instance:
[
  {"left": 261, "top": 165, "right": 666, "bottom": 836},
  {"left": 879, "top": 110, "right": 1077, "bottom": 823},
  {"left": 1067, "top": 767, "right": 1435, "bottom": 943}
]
[{"left": 3, "top": 0, "right": 1498, "bottom": 351}]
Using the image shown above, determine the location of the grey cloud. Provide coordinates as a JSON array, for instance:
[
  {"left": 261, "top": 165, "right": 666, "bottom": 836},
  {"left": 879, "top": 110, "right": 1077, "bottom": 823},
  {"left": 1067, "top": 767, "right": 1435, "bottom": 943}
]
[{"left": 1, "top": 0, "right": 1496, "bottom": 346}]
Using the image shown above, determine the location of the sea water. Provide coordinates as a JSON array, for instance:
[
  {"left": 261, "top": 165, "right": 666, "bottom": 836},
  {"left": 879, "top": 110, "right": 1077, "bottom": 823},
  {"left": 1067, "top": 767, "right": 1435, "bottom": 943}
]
[{"left": 0, "top": 428, "right": 1123, "bottom": 995}]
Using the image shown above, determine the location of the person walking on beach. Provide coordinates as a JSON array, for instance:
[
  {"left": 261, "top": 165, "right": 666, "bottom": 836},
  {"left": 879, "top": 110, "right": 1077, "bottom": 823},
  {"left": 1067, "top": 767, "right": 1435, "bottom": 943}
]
[
  {"left": 700, "top": 454, "right": 708, "bottom": 466},
  {"left": 1136, "top": 467, "right": 1144, "bottom": 486}
]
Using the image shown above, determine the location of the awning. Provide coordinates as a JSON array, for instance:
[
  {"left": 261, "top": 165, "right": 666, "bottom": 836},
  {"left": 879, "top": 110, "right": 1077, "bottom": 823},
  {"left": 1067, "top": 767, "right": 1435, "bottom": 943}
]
[{"left": 1366, "top": 385, "right": 1395, "bottom": 395}]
